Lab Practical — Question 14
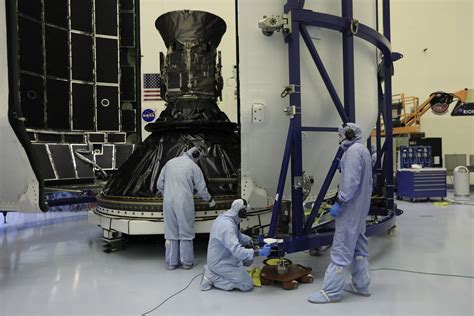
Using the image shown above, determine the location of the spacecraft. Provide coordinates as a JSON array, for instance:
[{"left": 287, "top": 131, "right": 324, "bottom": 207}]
[{"left": 91, "top": 10, "right": 271, "bottom": 247}]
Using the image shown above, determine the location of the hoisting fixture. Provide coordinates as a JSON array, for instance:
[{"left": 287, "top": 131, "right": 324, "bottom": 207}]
[{"left": 258, "top": 13, "right": 291, "bottom": 36}]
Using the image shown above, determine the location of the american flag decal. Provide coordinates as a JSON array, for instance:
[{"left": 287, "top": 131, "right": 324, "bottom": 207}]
[{"left": 143, "top": 73, "right": 162, "bottom": 101}]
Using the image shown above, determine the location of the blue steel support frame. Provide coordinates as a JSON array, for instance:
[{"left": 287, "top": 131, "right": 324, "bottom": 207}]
[
  {"left": 373, "top": 0, "right": 395, "bottom": 204},
  {"left": 342, "top": 0, "right": 356, "bottom": 122},
  {"left": 300, "top": 26, "right": 349, "bottom": 124},
  {"left": 375, "top": 82, "right": 384, "bottom": 187},
  {"left": 382, "top": 0, "right": 395, "bottom": 209},
  {"left": 267, "top": 0, "right": 398, "bottom": 252},
  {"left": 288, "top": 18, "right": 305, "bottom": 237}
]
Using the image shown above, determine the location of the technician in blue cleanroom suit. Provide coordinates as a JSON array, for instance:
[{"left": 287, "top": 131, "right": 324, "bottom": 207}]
[
  {"left": 156, "top": 147, "right": 216, "bottom": 270},
  {"left": 200, "top": 199, "right": 272, "bottom": 292},
  {"left": 308, "top": 123, "right": 373, "bottom": 304}
]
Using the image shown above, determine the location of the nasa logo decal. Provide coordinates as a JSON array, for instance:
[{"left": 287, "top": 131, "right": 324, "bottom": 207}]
[{"left": 142, "top": 109, "right": 156, "bottom": 122}]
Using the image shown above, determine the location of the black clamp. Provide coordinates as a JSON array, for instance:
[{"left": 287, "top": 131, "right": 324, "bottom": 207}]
[
  {"left": 281, "top": 86, "right": 292, "bottom": 98},
  {"left": 280, "top": 84, "right": 299, "bottom": 98}
]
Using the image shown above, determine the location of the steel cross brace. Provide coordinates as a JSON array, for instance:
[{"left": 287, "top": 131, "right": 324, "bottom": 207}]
[{"left": 281, "top": 209, "right": 398, "bottom": 254}]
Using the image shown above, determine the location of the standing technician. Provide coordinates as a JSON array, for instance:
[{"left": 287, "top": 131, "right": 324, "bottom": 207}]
[
  {"left": 308, "top": 123, "right": 373, "bottom": 304},
  {"left": 157, "top": 147, "right": 215, "bottom": 270}
]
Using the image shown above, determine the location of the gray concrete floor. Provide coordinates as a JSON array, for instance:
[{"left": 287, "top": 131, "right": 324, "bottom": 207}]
[{"left": 0, "top": 193, "right": 473, "bottom": 316}]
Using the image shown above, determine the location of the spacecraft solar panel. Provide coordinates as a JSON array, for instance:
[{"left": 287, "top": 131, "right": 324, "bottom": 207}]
[
  {"left": 72, "top": 33, "right": 94, "bottom": 82},
  {"left": 96, "top": 38, "right": 119, "bottom": 83},
  {"left": 97, "top": 86, "right": 120, "bottom": 131},
  {"left": 72, "top": 145, "right": 95, "bottom": 179},
  {"left": 95, "top": 0, "right": 118, "bottom": 36},
  {"left": 18, "top": 0, "right": 42, "bottom": 20},
  {"left": 18, "top": 17, "right": 43, "bottom": 74},
  {"left": 120, "top": 12, "right": 135, "bottom": 47},
  {"left": 46, "top": 79, "right": 70, "bottom": 130},
  {"left": 120, "top": 66, "right": 136, "bottom": 101},
  {"left": 72, "top": 83, "right": 95, "bottom": 131},
  {"left": 19, "top": 73, "right": 45, "bottom": 128},
  {"left": 45, "top": 26, "right": 69, "bottom": 79},
  {"left": 44, "top": 0, "right": 68, "bottom": 28},
  {"left": 95, "top": 145, "right": 114, "bottom": 169},
  {"left": 49, "top": 144, "right": 76, "bottom": 179},
  {"left": 15, "top": 0, "right": 137, "bottom": 135},
  {"left": 27, "top": 132, "right": 36, "bottom": 142},
  {"left": 121, "top": 109, "right": 136, "bottom": 132},
  {"left": 120, "top": 0, "right": 135, "bottom": 11},
  {"left": 71, "top": 0, "right": 93, "bottom": 33},
  {"left": 88, "top": 133, "right": 106, "bottom": 143},
  {"left": 107, "top": 133, "right": 126, "bottom": 143},
  {"left": 37, "top": 133, "right": 62, "bottom": 143},
  {"left": 64, "top": 134, "right": 86, "bottom": 143},
  {"left": 32, "top": 144, "right": 56, "bottom": 180}
]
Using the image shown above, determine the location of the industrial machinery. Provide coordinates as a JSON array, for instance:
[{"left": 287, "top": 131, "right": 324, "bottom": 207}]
[
  {"left": 399, "top": 145, "right": 432, "bottom": 169},
  {"left": 397, "top": 144, "right": 441, "bottom": 202},
  {"left": 2, "top": 0, "right": 402, "bottom": 257},
  {"left": 375, "top": 88, "right": 474, "bottom": 137},
  {"left": 89, "top": 0, "right": 402, "bottom": 254}
]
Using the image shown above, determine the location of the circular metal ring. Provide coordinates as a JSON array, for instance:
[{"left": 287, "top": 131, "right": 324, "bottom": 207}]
[
  {"left": 263, "top": 258, "right": 292, "bottom": 266},
  {"left": 101, "top": 98, "right": 110, "bottom": 107},
  {"left": 27, "top": 90, "right": 37, "bottom": 100}
]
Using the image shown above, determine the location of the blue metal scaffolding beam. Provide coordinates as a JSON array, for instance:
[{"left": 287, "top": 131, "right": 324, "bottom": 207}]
[{"left": 266, "top": 0, "right": 400, "bottom": 254}]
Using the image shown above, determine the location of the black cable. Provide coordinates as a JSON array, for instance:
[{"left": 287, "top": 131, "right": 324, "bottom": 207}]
[
  {"left": 141, "top": 273, "right": 203, "bottom": 316},
  {"left": 140, "top": 268, "right": 472, "bottom": 315},
  {"left": 371, "top": 267, "right": 474, "bottom": 279}
]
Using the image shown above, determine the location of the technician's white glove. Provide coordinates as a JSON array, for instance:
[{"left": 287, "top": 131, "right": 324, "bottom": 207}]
[{"left": 209, "top": 198, "right": 216, "bottom": 208}]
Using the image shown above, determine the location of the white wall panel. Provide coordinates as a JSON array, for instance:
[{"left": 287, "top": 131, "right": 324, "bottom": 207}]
[
  {"left": 239, "top": 0, "right": 378, "bottom": 207},
  {"left": 0, "top": 3, "right": 41, "bottom": 212}
]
